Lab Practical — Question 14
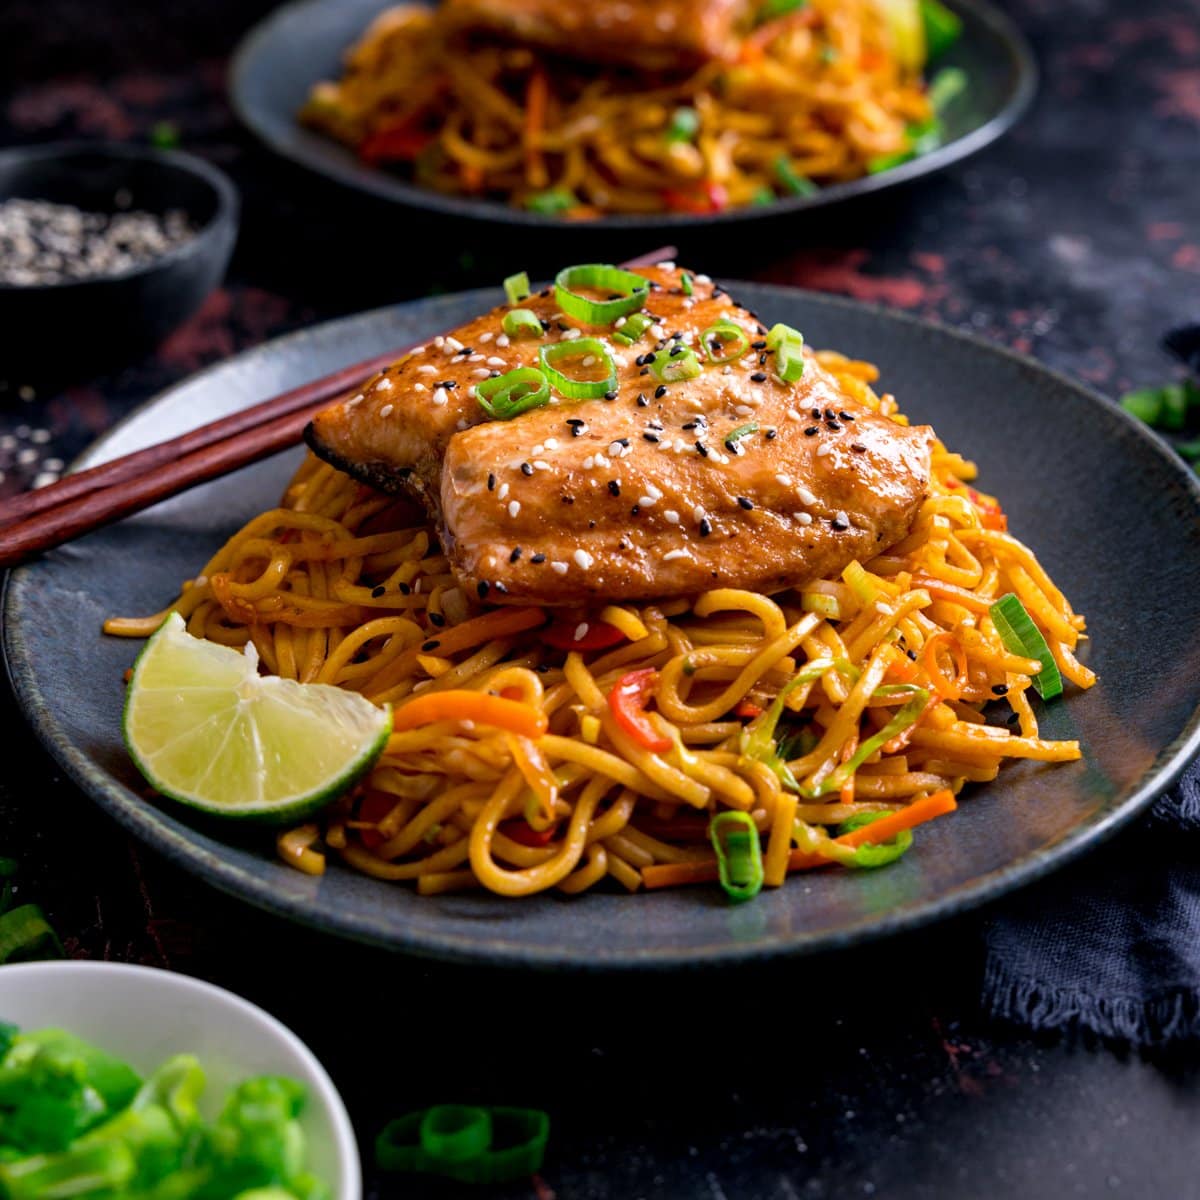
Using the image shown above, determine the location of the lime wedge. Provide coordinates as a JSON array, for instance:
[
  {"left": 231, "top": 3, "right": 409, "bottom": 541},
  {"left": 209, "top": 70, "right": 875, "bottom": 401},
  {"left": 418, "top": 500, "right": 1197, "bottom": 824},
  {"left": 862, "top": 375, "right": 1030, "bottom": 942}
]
[{"left": 123, "top": 613, "right": 392, "bottom": 822}]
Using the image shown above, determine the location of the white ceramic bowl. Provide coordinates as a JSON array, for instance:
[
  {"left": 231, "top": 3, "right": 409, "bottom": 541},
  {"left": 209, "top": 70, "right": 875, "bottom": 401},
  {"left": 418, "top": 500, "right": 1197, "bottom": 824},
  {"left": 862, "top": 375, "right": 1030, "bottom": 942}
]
[{"left": 0, "top": 960, "right": 361, "bottom": 1199}]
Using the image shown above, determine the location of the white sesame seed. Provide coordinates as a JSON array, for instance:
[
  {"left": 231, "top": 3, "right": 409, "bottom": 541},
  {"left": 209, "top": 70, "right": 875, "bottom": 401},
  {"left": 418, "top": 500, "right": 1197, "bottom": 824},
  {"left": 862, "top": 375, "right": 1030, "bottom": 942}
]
[
  {"left": 696, "top": 274, "right": 711, "bottom": 284},
  {"left": 583, "top": 456, "right": 595, "bottom": 469},
  {"left": 17, "top": 448, "right": 38, "bottom": 465},
  {"left": 380, "top": 404, "right": 394, "bottom": 418},
  {"left": 413, "top": 382, "right": 426, "bottom": 392},
  {"left": 445, "top": 336, "right": 464, "bottom": 352},
  {"left": 582, "top": 355, "right": 596, "bottom": 367},
  {"left": 43, "top": 457, "right": 63, "bottom": 471},
  {"left": 417, "top": 364, "right": 437, "bottom": 375},
  {"left": 531, "top": 443, "right": 544, "bottom": 455},
  {"left": 787, "top": 408, "right": 803, "bottom": 421},
  {"left": 544, "top": 438, "right": 558, "bottom": 450},
  {"left": 658, "top": 260, "right": 676, "bottom": 271},
  {"left": 817, "top": 442, "right": 832, "bottom": 457},
  {"left": 574, "top": 622, "right": 590, "bottom": 642},
  {"left": 345, "top": 395, "right": 363, "bottom": 409},
  {"left": 434, "top": 336, "right": 445, "bottom": 348},
  {"left": 433, "top": 387, "right": 449, "bottom": 406},
  {"left": 663, "top": 509, "right": 680, "bottom": 524},
  {"left": 487, "top": 356, "right": 507, "bottom": 368},
  {"left": 646, "top": 484, "right": 663, "bottom": 500},
  {"left": 693, "top": 505, "right": 705, "bottom": 521},
  {"left": 411, "top": 345, "right": 426, "bottom": 355},
  {"left": 775, "top": 473, "right": 792, "bottom": 487},
  {"left": 574, "top": 549, "right": 594, "bottom": 569},
  {"left": 561, "top": 329, "right": 581, "bottom": 341},
  {"left": 496, "top": 334, "right": 510, "bottom": 348},
  {"left": 478, "top": 331, "right": 494, "bottom": 343},
  {"left": 533, "top": 460, "right": 550, "bottom": 471},
  {"left": 615, "top": 316, "right": 627, "bottom": 328},
  {"left": 453, "top": 354, "right": 468, "bottom": 364},
  {"left": 376, "top": 376, "right": 393, "bottom": 391},
  {"left": 663, "top": 548, "right": 688, "bottom": 562},
  {"left": 551, "top": 561, "right": 569, "bottom": 575},
  {"left": 499, "top": 482, "right": 510, "bottom": 499},
  {"left": 472, "top": 367, "right": 491, "bottom": 378},
  {"left": 508, "top": 500, "right": 521, "bottom": 518},
  {"left": 735, "top": 405, "right": 755, "bottom": 417},
  {"left": 650, "top": 324, "right": 667, "bottom": 339},
  {"left": 468, "top": 354, "right": 485, "bottom": 362},
  {"left": 467, "top": 386, "right": 477, "bottom": 398},
  {"left": 796, "top": 486, "right": 818, "bottom": 505},
  {"left": 637, "top": 495, "right": 657, "bottom": 508},
  {"left": 793, "top": 512, "right": 812, "bottom": 525},
  {"left": 594, "top": 453, "right": 609, "bottom": 467},
  {"left": 723, "top": 365, "right": 733, "bottom": 375},
  {"left": 835, "top": 509, "right": 849, "bottom": 526}
]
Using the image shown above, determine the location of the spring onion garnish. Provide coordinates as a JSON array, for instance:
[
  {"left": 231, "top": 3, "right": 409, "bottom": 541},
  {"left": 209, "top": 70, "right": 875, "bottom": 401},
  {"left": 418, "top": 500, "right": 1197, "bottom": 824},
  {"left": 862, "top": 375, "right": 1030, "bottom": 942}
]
[
  {"left": 709, "top": 811, "right": 764, "bottom": 902},
  {"left": 555, "top": 264, "right": 650, "bottom": 325},
  {"left": 725, "top": 422, "right": 759, "bottom": 452},
  {"left": 649, "top": 346, "right": 702, "bottom": 384},
  {"left": 702, "top": 321, "right": 750, "bottom": 364},
  {"left": 774, "top": 157, "right": 819, "bottom": 197},
  {"left": 502, "top": 271, "right": 530, "bottom": 306},
  {"left": 476, "top": 367, "right": 550, "bottom": 419},
  {"left": 681, "top": 272, "right": 694, "bottom": 296},
  {"left": 665, "top": 106, "right": 700, "bottom": 144},
  {"left": 613, "top": 311, "right": 655, "bottom": 346},
  {"left": 766, "top": 322, "right": 806, "bottom": 383},
  {"left": 988, "top": 594, "right": 1064, "bottom": 700},
  {"left": 836, "top": 811, "right": 914, "bottom": 869},
  {"left": 867, "top": 150, "right": 912, "bottom": 174},
  {"left": 501, "top": 307, "right": 543, "bottom": 339},
  {"left": 751, "top": 187, "right": 777, "bottom": 207},
  {"left": 928, "top": 66, "right": 968, "bottom": 112},
  {"left": 377, "top": 1105, "right": 550, "bottom": 1183},
  {"left": 920, "top": 0, "right": 963, "bottom": 59},
  {"left": 760, "top": 0, "right": 808, "bottom": 19},
  {"left": 539, "top": 338, "right": 618, "bottom": 399},
  {"left": 815, "top": 684, "right": 931, "bottom": 796},
  {"left": 1120, "top": 380, "right": 1200, "bottom": 431},
  {"left": 524, "top": 188, "right": 577, "bottom": 214}
]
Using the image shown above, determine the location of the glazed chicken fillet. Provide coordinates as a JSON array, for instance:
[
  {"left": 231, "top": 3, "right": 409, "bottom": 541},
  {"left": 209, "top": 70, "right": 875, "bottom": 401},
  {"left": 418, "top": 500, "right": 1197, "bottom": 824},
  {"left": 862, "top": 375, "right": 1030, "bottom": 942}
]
[{"left": 306, "top": 264, "right": 934, "bottom": 606}]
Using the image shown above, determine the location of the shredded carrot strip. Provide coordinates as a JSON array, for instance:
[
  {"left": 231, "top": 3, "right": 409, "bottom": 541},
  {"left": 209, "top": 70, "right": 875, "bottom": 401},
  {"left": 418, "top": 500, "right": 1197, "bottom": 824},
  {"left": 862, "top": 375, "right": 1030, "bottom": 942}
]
[
  {"left": 922, "top": 632, "right": 968, "bottom": 701},
  {"left": 392, "top": 691, "right": 548, "bottom": 739},
  {"left": 908, "top": 576, "right": 992, "bottom": 613}
]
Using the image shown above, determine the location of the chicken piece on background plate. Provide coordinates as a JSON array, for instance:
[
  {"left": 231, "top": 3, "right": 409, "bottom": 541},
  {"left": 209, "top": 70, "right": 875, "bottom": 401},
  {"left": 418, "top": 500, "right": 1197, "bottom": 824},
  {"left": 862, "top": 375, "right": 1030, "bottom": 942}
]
[{"left": 306, "top": 262, "right": 934, "bottom": 606}]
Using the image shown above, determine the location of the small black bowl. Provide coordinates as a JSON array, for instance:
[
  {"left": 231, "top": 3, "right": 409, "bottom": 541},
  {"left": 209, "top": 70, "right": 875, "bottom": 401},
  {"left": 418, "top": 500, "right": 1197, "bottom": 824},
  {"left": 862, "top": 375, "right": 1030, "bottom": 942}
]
[{"left": 0, "top": 142, "right": 239, "bottom": 378}]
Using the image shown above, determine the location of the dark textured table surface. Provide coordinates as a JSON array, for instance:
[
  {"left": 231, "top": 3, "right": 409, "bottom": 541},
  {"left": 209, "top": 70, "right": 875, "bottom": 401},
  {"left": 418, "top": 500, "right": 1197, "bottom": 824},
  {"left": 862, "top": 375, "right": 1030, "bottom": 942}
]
[{"left": 2, "top": 1, "right": 1200, "bottom": 1196}]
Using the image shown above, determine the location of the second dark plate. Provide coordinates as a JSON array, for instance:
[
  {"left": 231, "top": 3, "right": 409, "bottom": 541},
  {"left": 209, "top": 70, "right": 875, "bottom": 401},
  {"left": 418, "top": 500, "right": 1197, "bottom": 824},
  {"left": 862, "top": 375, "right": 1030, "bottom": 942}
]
[{"left": 229, "top": 0, "right": 1037, "bottom": 231}]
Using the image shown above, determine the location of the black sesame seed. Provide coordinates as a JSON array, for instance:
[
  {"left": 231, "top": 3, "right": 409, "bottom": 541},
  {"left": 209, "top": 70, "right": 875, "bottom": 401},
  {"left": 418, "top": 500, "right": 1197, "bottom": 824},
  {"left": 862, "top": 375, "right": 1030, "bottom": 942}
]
[
  {"left": 639, "top": 367, "right": 650, "bottom": 376},
  {"left": 751, "top": 371, "right": 768, "bottom": 383},
  {"left": 736, "top": 496, "right": 754, "bottom": 510},
  {"left": 607, "top": 292, "right": 623, "bottom": 300},
  {"left": 604, "top": 389, "right": 618, "bottom": 401},
  {"left": 682, "top": 421, "right": 697, "bottom": 430},
  {"left": 695, "top": 441, "right": 709, "bottom": 457},
  {"left": 840, "top": 411, "right": 855, "bottom": 421},
  {"left": 765, "top": 429, "right": 778, "bottom": 440},
  {"left": 636, "top": 393, "right": 649, "bottom": 407},
  {"left": 655, "top": 385, "right": 667, "bottom": 399},
  {"left": 617, "top": 437, "right": 630, "bottom": 447},
  {"left": 756, "top": 324, "right": 767, "bottom": 335},
  {"left": 540, "top": 288, "right": 552, "bottom": 297},
  {"left": 489, "top": 370, "right": 501, "bottom": 378},
  {"left": 537, "top": 663, "right": 551, "bottom": 674},
  {"left": 804, "top": 426, "right": 819, "bottom": 436},
  {"left": 751, "top": 339, "right": 767, "bottom": 350},
  {"left": 421, "top": 639, "right": 441, "bottom": 652},
  {"left": 540, "top": 319, "right": 551, "bottom": 331},
  {"left": 699, "top": 518, "right": 712, "bottom": 536},
  {"left": 631, "top": 505, "right": 641, "bottom": 516},
  {"left": 371, "top": 585, "right": 386, "bottom": 598},
  {"left": 811, "top": 408, "right": 821, "bottom": 420},
  {"left": 645, "top": 352, "right": 658, "bottom": 364},
  {"left": 759, "top": 353, "right": 768, "bottom": 366},
  {"left": 994, "top": 684, "right": 1009, "bottom": 695},
  {"left": 824, "top": 409, "right": 836, "bottom": 420},
  {"left": 907, "top": 649, "right": 918, "bottom": 661},
  {"left": 398, "top": 582, "right": 411, "bottom": 595},
  {"left": 477, "top": 581, "right": 490, "bottom": 598},
  {"left": 521, "top": 462, "right": 534, "bottom": 476},
  {"left": 510, "top": 546, "right": 523, "bottom": 562},
  {"left": 487, "top": 472, "right": 496, "bottom": 491},
  {"left": 608, "top": 480, "right": 621, "bottom": 496},
  {"left": 831, "top": 517, "right": 849, "bottom": 531},
  {"left": 459, "top": 347, "right": 473, "bottom": 355},
  {"left": 557, "top": 321, "right": 569, "bottom": 332},
  {"left": 429, "top": 611, "right": 445, "bottom": 627},
  {"left": 566, "top": 417, "right": 584, "bottom": 425},
  {"left": 826, "top": 421, "right": 841, "bottom": 432},
  {"left": 669, "top": 345, "right": 685, "bottom": 357},
  {"left": 571, "top": 424, "right": 586, "bottom": 436},
  {"left": 531, "top": 553, "right": 546, "bottom": 564},
  {"left": 643, "top": 432, "right": 660, "bottom": 443},
  {"left": 672, "top": 331, "right": 684, "bottom": 340},
  {"left": 850, "top": 442, "right": 867, "bottom": 453}
]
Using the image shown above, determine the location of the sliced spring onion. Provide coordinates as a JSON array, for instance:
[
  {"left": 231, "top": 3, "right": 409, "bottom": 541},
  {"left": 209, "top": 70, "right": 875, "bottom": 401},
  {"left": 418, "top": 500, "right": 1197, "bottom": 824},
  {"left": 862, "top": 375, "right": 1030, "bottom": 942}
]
[
  {"left": 539, "top": 339, "right": 617, "bottom": 399},
  {"left": 613, "top": 311, "right": 654, "bottom": 346},
  {"left": 988, "top": 594, "right": 1064, "bottom": 700},
  {"left": 665, "top": 107, "right": 700, "bottom": 143},
  {"left": 801, "top": 592, "right": 842, "bottom": 619},
  {"left": 476, "top": 367, "right": 550, "bottom": 420},
  {"left": 928, "top": 65, "right": 968, "bottom": 111},
  {"left": 524, "top": 188, "right": 577, "bottom": 214},
  {"left": 681, "top": 272, "right": 694, "bottom": 296},
  {"left": 815, "top": 684, "right": 931, "bottom": 796},
  {"left": 725, "top": 422, "right": 759, "bottom": 450},
  {"left": 760, "top": 0, "right": 808, "bottom": 19},
  {"left": 920, "top": 0, "right": 963, "bottom": 59},
  {"left": 701, "top": 321, "right": 750, "bottom": 364},
  {"left": 867, "top": 150, "right": 914, "bottom": 174},
  {"left": 502, "top": 271, "right": 530, "bottom": 306},
  {"left": 0, "top": 904, "right": 63, "bottom": 964},
  {"left": 766, "top": 322, "right": 805, "bottom": 383},
  {"left": 836, "top": 811, "right": 914, "bottom": 869},
  {"left": 1121, "top": 387, "right": 1164, "bottom": 425},
  {"left": 709, "top": 811, "right": 764, "bottom": 902},
  {"left": 555, "top": 264, "right": 650, "bottom": 325},
  {"left": 751, "top": 187, "right": 777, "bottom": 207},
  {"left": 650, "top": 346, "right": 702, "bottom": 383},
  {"left": 501, "top": 308, "right": 543, "bottom": 339},
  {"left": 774, "top": 157, "right": 819, "bottom": 197}
]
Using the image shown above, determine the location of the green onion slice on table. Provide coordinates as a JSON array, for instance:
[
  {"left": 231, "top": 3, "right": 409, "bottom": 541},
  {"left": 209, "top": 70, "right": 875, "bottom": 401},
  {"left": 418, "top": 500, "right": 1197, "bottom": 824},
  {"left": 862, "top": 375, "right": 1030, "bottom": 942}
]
[{"left": 554, "top": 264, "right": 650, "bottom": 324}]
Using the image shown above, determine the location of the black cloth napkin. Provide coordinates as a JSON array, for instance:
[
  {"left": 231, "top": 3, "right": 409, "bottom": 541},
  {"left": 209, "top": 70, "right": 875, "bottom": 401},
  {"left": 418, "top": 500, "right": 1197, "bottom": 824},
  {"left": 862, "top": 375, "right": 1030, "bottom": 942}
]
[{"left": 981, "top": 760, "right": 1200, "bottom": 1044}]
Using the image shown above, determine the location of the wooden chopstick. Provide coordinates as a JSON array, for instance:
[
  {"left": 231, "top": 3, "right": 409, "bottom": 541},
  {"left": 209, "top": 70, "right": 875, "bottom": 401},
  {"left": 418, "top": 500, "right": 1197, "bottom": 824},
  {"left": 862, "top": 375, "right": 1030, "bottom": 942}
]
[{"left": 0, "top": 246, "right": 678, "bottom": 569}]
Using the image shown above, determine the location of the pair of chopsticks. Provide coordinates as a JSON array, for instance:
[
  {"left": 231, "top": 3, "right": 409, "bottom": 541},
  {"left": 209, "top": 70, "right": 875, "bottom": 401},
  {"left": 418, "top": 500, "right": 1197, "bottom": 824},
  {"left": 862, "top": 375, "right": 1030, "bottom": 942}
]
[{"left": 0, "top": 246, "right": 677, "bottom": 569}]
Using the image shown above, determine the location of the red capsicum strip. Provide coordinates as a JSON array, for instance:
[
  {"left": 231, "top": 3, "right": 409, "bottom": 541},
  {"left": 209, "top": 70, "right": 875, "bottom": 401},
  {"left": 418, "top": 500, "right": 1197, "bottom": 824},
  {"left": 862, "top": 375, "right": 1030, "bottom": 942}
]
[
  {"left": 608, "top": 668, "right": 673, "bottom": 753},
  {"left": 542, "top": 620, "right": 626, "bottom": 652}
]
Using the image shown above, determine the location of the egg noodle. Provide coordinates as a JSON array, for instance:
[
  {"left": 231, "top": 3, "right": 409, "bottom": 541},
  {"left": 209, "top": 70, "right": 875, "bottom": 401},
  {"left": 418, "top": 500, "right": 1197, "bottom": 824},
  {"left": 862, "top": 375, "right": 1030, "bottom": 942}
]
[
  {"left": 105, "top": 352, "right": 1094, "bottom": 898},
  {"left": 300, "top": 0, "right": 935, "bottom": 216}
]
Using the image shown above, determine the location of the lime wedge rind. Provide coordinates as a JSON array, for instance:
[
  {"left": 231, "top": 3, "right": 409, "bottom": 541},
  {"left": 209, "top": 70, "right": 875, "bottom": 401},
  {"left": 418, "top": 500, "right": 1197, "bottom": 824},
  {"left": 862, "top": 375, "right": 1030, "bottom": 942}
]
[{"left": 123, "top": 613, "right": 392, "bottom": 823}]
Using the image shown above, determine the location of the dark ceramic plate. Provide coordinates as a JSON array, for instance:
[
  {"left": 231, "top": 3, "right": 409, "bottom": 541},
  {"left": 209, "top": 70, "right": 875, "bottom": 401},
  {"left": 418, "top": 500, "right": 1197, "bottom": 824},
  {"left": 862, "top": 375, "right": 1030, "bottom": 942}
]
[
  {"left": 228, "top": 0, "right": 1036, "bottom": 231},
  {"left": 6, "top": 285, "right": 1200, "bottom": 968}
]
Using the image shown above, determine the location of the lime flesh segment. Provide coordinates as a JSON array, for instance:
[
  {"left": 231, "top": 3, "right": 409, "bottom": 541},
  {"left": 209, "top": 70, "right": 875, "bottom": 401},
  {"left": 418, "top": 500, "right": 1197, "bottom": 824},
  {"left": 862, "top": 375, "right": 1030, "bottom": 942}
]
[{"left": 124, "top": 613, "right": 392, "bottom": 821}]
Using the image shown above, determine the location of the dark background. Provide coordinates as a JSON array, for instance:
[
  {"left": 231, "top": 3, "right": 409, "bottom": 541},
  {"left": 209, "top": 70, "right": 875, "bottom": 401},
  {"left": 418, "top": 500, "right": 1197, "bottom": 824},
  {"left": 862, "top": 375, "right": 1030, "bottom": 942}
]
[{"left": 2, "top": 0, "right": 1200, "bottom": 1196}]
